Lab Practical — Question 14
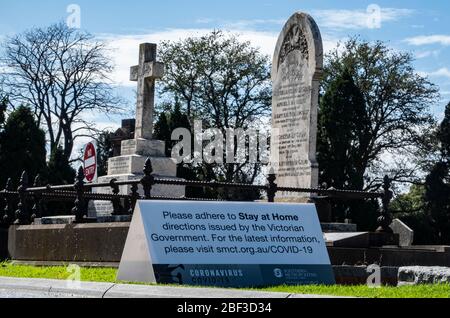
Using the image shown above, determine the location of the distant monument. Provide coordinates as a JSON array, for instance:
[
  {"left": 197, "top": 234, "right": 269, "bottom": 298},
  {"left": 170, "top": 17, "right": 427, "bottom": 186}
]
[
  {"left": 110, "top": 119, "right": 136, "bottom": 157},
  {"left": 270, "top": 12, "right": 323, "bottom": 201},
  {"left": 90, "top": 43, "right": 185, "bottom": 218}
]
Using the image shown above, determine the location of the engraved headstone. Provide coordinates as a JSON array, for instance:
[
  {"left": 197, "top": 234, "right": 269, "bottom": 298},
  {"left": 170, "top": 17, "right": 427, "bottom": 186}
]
[{"left": 270, "top": 12, "right": 323, "bottom": 201}]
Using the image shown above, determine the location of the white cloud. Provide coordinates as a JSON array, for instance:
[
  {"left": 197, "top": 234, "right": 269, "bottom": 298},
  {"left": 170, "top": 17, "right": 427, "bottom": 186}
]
[
  {"left": 221, "top": 19, "right": 285, "bottom": 30},
  {"left": 195, "top": 18, "right": 285, "bottom": 29},
  {"left": 311, "top": 7, "right": 414, "bottom": 30},
  {"left": 430, "top": 68, "right": 450, "bottom": 78},
  {"left": 414, "top": 50, "right": 440, "bottom": 59},
  {"left": 99, "top": 28, "right": 341, "bottom": 87},
  {"left": 421, "top": 67, "right": 450, "bottom": 79},
  {"left": 192, "top": 8, "right": 413, "bottom": 32},
  {"left": 404, "top": 35, "right": 450, "bottom": 46},
  {"left": 100, "top": 29, "right": 215, "bottom": 87},
  {"left": 195, "top": 18, "right": 215, "bottom": 24}
]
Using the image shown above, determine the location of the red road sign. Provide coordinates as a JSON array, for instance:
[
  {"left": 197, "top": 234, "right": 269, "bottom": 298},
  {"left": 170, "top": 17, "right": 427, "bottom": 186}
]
[{"left": 83, "top": 142, "right": 97, "bottom": 183}]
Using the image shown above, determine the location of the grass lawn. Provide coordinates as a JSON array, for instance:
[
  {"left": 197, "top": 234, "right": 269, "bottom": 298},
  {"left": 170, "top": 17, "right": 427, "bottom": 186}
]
[
  {"left": 0, "top": 262, "right": 117, "bottom": 283},
  {"left": 1, "top": 262, "right": 450, "bottom": 298}
]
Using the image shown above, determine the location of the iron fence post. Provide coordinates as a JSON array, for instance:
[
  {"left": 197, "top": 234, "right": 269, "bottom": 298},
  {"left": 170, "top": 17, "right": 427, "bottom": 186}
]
[
  {"left": 110, "top": 178, "right": 123, "bottom": 215},
  {"left": 72, "top": 167, "right": 86, "bottom": 223},
  {"left": 377, "top": 175, "right": 394, "bottom": 233},
  {"left": 14, "top": 171, "right": 30, "bottom": 225},
  {"left": 1, "top": 179, "right": 13, "bottom": 225},
  {"left": 3, "top": 179, "right": 14, "bottom": 225},
  {"left": 141, "top": 158, "right": 154, "bottom": 200},
  {"left": 129, "top": 182, "right": 140, "bottom": 214},
  {"left": 0, "top": 189, "right": 3, "bottom": 225},
  {"left": 31, "top": 174, "right": 43, "bottom": 222},
  {"left": 267, "top": 168, "right": 277, "bottom": 203}
]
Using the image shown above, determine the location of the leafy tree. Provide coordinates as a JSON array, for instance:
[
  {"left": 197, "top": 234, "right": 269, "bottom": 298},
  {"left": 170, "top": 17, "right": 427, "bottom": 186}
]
[
  {"left": 159, "top": 31, "right": 271, "bottom": 122},
  {"left": 390, "top": 185, "right": 436, "bottom": 244},
  {"left": 154, "top": 112, "right": 171, "bottom": 156},
  {"left": 424, "top": 162, "right": 450, "bottom": 244},
  {"left": 391, "top": 185, "right": 426, "bottom": 216},
  {"left": 323, "top": 38, "right": 439, "bottom": 190},
  {"left": 391, "top": 103, "right": 450, "bottom": 244},
  {"left": 318, "top": 68, "right": 377, "bottom": 228},
  {"left": 170, "top": 103, "right": 191, "bottom": 138},
  {"left": 96, "top": 132, "right": 114, "bottom": 177},
  {"left": 438, "top": 102, "right": 450, "bottom": 158},
  {"left": 158, "top": 31, "right": 271, "bottom": 199},
  {"left": 1, "top": 22, "right": 122, "bottom": 163},
  {"left": 0, "top": 96, "right": 7, "bottom": 129},
  {"left": 36, "top": 146, "right": 76, "bottom": 217},
  {"left": 155, "top": 101, "right": 191, "bottom": 155},
  {"left": 318, "top": 68, "right": 369, "bottom": 191},
  {"left": 154, "top": 103, "right": 205, "bottom": 198},
  {"left": 422, "top": 103, "right": 450, "bottom": 244},
  {"left": 43, "top": 146, "right": 76, "bottom": 185},
  {"left": 0, "top": 106, "right": 46, "bottom": 187}
]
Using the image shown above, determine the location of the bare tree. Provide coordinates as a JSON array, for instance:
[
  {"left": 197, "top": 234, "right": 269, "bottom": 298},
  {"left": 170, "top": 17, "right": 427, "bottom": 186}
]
[{"left": 1, "top": 22, "right": 122, "bottom": 162}]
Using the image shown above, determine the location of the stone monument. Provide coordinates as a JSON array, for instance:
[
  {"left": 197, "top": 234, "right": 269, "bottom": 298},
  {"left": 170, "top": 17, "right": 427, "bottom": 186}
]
[
  {"left": 110, "top": 119, "right": 136, "bottom": 157},
  {"left": 90, "top": 43, "right": 185, "bottom": 218},
  {"left": 270, "top": 12, "right": 323, "bottom": 201}
]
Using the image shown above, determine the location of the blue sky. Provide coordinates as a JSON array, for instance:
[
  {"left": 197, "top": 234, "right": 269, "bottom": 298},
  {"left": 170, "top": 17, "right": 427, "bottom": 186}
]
[{"left": 1, "top": 0, "right": 450, "bottom": 147}]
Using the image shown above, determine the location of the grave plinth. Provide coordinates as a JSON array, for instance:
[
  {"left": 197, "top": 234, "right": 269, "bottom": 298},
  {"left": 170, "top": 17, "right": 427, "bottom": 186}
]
[
  {"left": 121, "top": 139, "right": 165, "bottom": 157},
  {"left": 89, "top": 142, "right": 185, "bottom": 217}
]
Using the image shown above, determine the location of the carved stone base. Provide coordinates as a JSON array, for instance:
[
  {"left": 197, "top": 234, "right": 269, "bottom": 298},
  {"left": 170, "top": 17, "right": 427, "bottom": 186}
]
[
  {"left": 270, "top": 164, "right": 319, "bottom": 200},
  {"left": 121, "top": 139, "right": 166, "bottom": 157},
  {"left": 90, "top": 138, "right": 185, "bottom": 218},
  {"left": 108, "top": 155, "right": 176, "bottom": 176}
]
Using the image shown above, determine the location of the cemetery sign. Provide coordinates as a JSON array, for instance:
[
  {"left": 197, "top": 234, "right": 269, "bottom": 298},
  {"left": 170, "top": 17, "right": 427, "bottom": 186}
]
[{"left": 117, "top": 200, "right": 335, "bottom": 287}]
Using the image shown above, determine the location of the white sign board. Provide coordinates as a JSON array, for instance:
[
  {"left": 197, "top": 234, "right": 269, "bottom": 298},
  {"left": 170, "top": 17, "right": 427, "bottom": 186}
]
[{"left": 117, "top": 201, "right": 335, "bottom": 287}]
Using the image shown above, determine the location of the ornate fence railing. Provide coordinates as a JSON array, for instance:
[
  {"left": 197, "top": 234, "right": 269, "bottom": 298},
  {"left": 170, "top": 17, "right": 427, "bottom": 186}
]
[{"left": 0, "top": 158, "right": 393, "bottom": 232}]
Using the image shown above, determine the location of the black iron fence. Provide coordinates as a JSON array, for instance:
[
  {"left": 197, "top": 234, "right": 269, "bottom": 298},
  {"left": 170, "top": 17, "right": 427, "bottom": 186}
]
[{"left": 0, "top": 158, "right": 393, "bottom": 232}]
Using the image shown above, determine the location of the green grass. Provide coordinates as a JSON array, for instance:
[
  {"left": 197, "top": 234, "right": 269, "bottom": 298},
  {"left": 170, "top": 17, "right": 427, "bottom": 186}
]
[
  {"left": 0, "top": 262, "right": 117, "bottom": 283},
  {"left": 1, "top": 262, "right": 449, "bottom": 298},
  {"left": 262, "top": 284, "right": 450, "bottom": 298}
]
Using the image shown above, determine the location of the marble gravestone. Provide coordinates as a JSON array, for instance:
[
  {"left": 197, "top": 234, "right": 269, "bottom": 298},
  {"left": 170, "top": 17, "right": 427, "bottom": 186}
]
[
  {"left": 89, "top": 43, "right": 185, "bottom": 218},
  {"left": 270, "top": 12, "right": 323, "bottom": 201}
]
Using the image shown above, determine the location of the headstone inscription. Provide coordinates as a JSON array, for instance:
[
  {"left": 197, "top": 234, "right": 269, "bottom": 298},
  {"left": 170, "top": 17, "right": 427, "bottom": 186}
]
[
  {"left": 270, "top": 12, "right": 323, "bottom": 201},
  {"left": 117, "top": 200, "right": 335, "bottom": 287}
]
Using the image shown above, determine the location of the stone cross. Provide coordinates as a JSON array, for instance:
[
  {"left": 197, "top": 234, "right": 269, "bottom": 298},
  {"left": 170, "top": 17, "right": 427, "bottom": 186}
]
[{"left": 130, "top": 43, "right": 165, "bottom": 140}]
